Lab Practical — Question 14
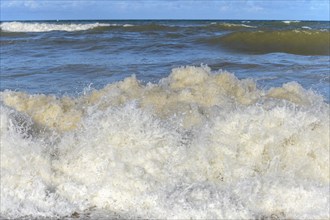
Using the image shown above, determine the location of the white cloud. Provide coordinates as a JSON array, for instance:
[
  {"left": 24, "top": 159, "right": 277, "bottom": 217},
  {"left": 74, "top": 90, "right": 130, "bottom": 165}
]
[
  {"left": 1, "top": 0, "right": 95, "bottom": 10},
  {"left": 24, "top": 0, "right": 38, "bottom": 9},
  {"left": 1, "top": 0, "right": 25, "bottom": 8},
  {"left": 309, "top": 0, "right": 329, "bottom": 10}
]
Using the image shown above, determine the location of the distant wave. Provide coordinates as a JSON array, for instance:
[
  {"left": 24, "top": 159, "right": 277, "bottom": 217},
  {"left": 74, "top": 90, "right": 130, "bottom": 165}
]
[
  {"left": 205, "top": 30, "right": 330, "bottom": 55},
  {"left": 282, "top": 20, "right": 301, "bottom": 24},
  {"left": 0, "top": 21, "right": 261, "bottom": 33},
  {"left": 2, "top": 21, "right": 324, "bottom": 34},
  {"left": 124, "top": 23, "right": 180, "bottom": 32},
  {"left": 0, "top": 22, "right": 183, "bottom": 33},
  {"left": 122, "top": 22, "right": 256, "bottom": 32},
  {"left": 0, "top": 22, "right": 131, "bottom": 32},
  {"left": 210, "top": 22, "right": 256, "bottom": 30}
]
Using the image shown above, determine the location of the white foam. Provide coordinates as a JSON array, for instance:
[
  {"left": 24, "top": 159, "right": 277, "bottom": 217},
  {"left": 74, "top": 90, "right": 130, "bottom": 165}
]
[
  {"left": 282, "top": 20, "right": 301, "bottom": 24},
  {"left": 217, "top": 22, "right": 256, "bottom": 28},
  {"left": 0, "top": 106, "right": 76, "bottom": 218},
  {"left": 123, "top": 24, "right": 134, "bottom": 27},
  {"left": 1, "top": 66, "right": 329, "bottom": 219},
  {"left": 0, "top": 22, "right": 113, "bottom": 32}
]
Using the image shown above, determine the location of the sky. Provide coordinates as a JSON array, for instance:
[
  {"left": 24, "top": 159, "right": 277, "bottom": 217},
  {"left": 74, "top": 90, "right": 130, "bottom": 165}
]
[{"left": 0, "top": 0, "right": 329, "bottom": 21}]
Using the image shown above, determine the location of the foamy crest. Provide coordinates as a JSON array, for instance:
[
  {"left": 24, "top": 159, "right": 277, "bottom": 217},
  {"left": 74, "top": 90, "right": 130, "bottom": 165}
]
[
  {"left": 210, "top": 22, "right": 256, "bottom": 29},
  {"left": 221, "top": 23, "right": 256, "bottom": 28},
  {"left": 282, "top": 20, "right": 301, "bottom": 24},
  {"left": 0, "top": 22, "right": 111, "bottom": 32},
  {"left": 1, "top": 66, "right": 329, "bottom": 219}
]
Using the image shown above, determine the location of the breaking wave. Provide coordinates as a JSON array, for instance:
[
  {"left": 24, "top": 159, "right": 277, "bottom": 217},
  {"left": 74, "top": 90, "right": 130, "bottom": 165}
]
[
  {"left": 1, "top": 66, "right": 329, "bottom": 219},
  {"left": 282, "top": 20, "right": 301, "bottom": 24},
  {"left": 209, "top": 22, "right": 256, "bottom": 30},
  {"left": 0, "top": 22, "right": 124, "bottom": 32},
  {"left": 206, "top": 30, "right": 330, "bottom": 55}
]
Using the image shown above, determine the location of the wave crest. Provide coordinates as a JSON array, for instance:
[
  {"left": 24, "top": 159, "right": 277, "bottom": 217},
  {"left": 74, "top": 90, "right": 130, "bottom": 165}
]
[
  {"left": 0, "top": 22, "right": 113, "bottom": 32},
  {"left": 206, "top": 30, "right": 330, "bottom": 55}
]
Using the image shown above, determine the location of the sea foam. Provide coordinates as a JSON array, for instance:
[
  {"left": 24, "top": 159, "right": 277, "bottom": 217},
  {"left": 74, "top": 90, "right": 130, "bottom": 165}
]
[
  {"left": 0, "top": 22, "right": 114, "bottom": 32},
  {"left": 1, "top": 66, "right": 329, "bottom": 219}
]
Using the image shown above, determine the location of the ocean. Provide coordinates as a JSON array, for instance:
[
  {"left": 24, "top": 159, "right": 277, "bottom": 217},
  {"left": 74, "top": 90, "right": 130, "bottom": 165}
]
[{"left": 0, "top": 20, "right": 329, "bottom": 219}]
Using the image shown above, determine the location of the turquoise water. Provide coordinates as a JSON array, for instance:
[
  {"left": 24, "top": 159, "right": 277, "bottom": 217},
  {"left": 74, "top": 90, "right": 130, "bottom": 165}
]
[{"left": 0, "top": 20, "right": 329, "bottom": 219}]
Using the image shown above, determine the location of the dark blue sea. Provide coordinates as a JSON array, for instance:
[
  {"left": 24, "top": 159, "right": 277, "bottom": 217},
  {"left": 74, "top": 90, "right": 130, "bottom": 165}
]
[{"left": 1, "top": 20, "right": 329, "bottom": 219}]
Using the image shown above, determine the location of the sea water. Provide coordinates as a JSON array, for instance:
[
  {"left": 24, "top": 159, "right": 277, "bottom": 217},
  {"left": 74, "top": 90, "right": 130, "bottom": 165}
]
[{"left": 0, "top": 20, "right": 329, "bottom": 219}]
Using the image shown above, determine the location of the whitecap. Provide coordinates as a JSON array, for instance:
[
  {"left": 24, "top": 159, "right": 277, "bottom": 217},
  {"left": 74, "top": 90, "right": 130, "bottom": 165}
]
[{"left": 0, "top": 21, "right": 111, "bottom": 32}]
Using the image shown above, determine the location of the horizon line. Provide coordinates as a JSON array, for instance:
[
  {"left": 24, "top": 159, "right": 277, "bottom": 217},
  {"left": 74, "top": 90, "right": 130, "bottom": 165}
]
[{"left": 1, "top": 18, "right": 329, "bottom": 22}]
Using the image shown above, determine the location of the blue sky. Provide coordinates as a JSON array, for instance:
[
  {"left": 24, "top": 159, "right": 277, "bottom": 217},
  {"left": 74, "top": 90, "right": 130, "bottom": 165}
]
[{"left": 1, "top": 0, "right": 329, "bottom": 21}]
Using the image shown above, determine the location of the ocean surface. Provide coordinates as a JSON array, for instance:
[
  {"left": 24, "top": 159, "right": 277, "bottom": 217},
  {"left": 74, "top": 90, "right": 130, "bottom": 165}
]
[{"left": 0, "top": 20, "right": 329, "bottom": 219}]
